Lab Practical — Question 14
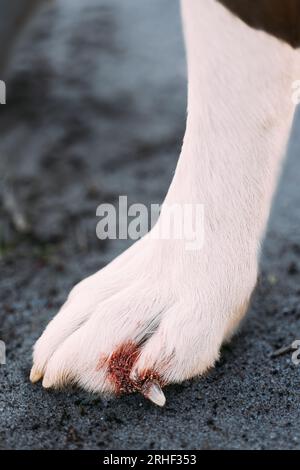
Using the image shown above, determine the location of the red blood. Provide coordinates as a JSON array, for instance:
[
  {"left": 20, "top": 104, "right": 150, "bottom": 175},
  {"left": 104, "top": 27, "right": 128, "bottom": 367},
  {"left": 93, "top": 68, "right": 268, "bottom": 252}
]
[{"left": 96, "top": 341, "right": 164, "bottom": 395}]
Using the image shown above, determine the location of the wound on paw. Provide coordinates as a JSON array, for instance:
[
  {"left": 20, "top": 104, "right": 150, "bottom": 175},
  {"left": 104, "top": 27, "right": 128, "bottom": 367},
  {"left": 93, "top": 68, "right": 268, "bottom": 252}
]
[{"left": 96, "top": 341, "right": 163, "bottom": 395}]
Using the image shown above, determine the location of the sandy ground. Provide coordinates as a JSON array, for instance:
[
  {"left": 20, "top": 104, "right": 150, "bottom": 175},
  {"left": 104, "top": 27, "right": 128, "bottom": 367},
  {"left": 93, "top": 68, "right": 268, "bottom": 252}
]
[{"left": 0, "top": 0, "right": 300, "bottom": 450}]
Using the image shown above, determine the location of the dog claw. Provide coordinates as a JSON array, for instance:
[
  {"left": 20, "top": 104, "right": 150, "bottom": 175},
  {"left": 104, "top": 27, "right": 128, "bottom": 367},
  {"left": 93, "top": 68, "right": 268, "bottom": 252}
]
[
  {"left": 143, "top": 381, "right": 166, "bottom": 407},
  {"left": 42, "top": 375, "right": 53, "bottom": 389},
  {"left": 30, "top": 365, "right": 43, "bottom": 383}
]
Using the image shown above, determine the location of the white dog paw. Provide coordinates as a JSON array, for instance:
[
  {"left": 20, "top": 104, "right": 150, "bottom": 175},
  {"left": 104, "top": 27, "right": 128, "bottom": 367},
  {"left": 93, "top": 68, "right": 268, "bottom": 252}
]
[{"left": 30, "top": 233, "right": 256, "bottom": 406}]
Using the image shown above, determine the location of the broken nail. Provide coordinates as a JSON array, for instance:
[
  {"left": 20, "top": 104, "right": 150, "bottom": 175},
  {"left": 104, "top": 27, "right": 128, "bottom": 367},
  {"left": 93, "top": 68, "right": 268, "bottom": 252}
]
[{"left": 143, "top": 381, "right": 166, "bottom": 407}]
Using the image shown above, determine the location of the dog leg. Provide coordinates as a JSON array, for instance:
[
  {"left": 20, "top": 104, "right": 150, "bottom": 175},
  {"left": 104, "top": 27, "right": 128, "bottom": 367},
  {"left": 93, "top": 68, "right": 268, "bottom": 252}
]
[{"left": 31, "top": 0, "right": 299, "bottom": 405}]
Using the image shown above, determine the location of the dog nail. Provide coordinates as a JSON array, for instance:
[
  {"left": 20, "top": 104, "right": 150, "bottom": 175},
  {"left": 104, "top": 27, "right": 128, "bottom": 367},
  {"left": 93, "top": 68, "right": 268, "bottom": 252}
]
[
  {"left": 143, "top": 381, "right": 166, "bottom": 407},
  {"left": 30, "top": 366, "right": 43, "bottom": 383}
]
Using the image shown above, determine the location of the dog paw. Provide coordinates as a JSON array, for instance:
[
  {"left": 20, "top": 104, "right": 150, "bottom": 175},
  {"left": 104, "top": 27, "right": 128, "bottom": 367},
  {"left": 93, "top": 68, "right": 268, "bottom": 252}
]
[{"left": 31, "top": 231, "right": 256, "bottom": 406}]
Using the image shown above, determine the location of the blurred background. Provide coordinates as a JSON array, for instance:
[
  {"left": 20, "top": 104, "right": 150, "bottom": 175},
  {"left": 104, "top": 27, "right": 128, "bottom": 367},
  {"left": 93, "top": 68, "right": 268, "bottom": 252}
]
[
  {"left": 0, "top": 0, "right": 185, "bottom": 258},
  {"left": 0, "top": 0, "right": 300, "bottom": 450}
]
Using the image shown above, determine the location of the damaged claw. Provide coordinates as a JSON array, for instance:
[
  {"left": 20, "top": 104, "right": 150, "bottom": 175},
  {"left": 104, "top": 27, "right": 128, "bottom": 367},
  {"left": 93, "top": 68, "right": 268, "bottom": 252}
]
[
  {"left": 96, "top": 342, "right": 166, "bottom": 405},
  {"left": 142, "top": 381, "right": 166, "bottom": 407}
]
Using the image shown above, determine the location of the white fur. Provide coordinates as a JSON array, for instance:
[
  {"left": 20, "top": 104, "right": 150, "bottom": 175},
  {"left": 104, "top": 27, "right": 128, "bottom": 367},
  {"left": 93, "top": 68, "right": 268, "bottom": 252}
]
[{"left": 31, "top": 0, "right": 299, "bottom": 394}]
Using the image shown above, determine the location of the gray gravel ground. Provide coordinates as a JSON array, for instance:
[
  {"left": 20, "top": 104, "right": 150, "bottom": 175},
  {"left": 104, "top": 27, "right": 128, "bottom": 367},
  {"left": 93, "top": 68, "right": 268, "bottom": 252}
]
[{"left": 1, "top": 0, "right": 300, "bottom": 450}]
